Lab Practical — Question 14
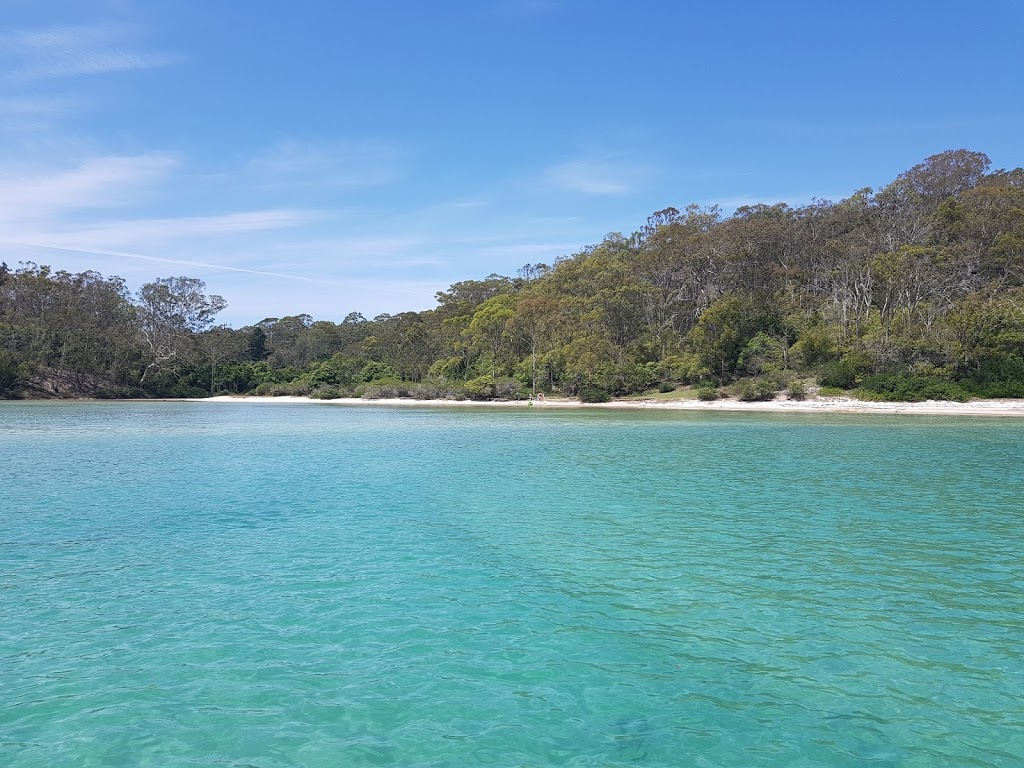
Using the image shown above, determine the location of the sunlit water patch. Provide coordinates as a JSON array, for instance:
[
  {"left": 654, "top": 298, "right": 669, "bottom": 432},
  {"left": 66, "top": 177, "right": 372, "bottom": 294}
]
[{"left": 2, "top": 401, "right": 1023, "bottom": 767}]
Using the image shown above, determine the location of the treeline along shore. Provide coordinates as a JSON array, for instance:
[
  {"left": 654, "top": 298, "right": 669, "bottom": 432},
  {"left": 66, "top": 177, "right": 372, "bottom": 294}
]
[{"left": 2, "top": 149, "right": 1023, "bottom": 404}]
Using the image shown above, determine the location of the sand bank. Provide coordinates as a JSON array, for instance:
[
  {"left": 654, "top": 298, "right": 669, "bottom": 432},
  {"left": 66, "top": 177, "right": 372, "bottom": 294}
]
[{"left": 193, "top": 394, "right": 1024, "bottom": 417}]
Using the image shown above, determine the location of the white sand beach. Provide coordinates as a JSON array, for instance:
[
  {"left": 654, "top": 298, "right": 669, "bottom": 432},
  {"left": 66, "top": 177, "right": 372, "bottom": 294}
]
[{"left": 194, "top": 394, "right": 1024, "bottom": 416}]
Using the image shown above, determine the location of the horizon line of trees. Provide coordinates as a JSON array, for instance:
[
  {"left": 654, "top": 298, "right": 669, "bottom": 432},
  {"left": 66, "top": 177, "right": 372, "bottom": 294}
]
[{"left": 2, "top": 148, "right": 1023, "bottom": 403}]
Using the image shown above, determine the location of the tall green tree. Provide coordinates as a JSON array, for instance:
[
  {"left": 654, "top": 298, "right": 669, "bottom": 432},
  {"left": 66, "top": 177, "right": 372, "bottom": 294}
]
[{"left": 468, "top": 295, "right": 517, "bottom": 378}]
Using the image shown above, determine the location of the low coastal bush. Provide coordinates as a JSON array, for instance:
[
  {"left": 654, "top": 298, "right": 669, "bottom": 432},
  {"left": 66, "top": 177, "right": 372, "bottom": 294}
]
[
  {"left": 695, "top": 385, "right": 719, "bottom": 401},
  {"left": 579, "top": 386, "right": 611, "bottom": 403},
  {"left": 0, "top": 352, "right": 21, "bottom": 396},
  {"left": 493, "top": 377, "right": 527, "bottom": 399},
  {"left": 657, "top": 382, "right": 676, "bottom": 393},
  {"left": 309, "top": 387, "right": 345, "bottom": 400},
  {"left": 855, "top": 374, "right": 969, "bottom": 402},
  {"left": 961, "top": 380, "right": 1024, "bottom": 398},
  {"left": 818, "top": 353, "right": 872, "bottom": 389},
  {"left": 786, "top": 381, "right": 807, "bottom": 401},
  {"left": 358, "top": 379, "right": 407, "bottom": 399},
  {"left": 818, "top": 385, "right": 845, "bottom": 397},
  {"left": 463, "top": 375, "right": 496, "bottom": 400},
  {"left": 358, "top": 361, "right": 399, "bottom": 382},
  {"left": 957, "top": 355, "right": 1024, "bottom": 398},
  {"left": 460, "top": 376, "right": 526, "bottom": 400},
  {"left": 253, "top": 380, "right": 313, "bottom": 396},
  {"left": 736, "top": 377, "right": 778, "bottom": 402},
  {"left": 408, "top": 381, "right": 453, "bottom": 400}
]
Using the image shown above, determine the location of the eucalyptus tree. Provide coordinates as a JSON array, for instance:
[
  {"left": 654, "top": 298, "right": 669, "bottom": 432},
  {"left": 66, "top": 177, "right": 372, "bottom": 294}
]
[
  {"left": 50, "top": 270, "right": 140, "bottom": 388},
  {"left": 373, "top": 311, "right": 437, "bottom": 381},
  {"left": 197, "top": 325, "right": 248, "bottom": 394},
  {"left": 468, "top": 295, "right": 517, "bottom": 378},
  {"left": 947, "top": 175, "right": 1024, "bottom": 289},
  {"left": 635, "top": 205, "right": 723, "bottom": 349},
  {"left": 434, "top": 274, "right": 515, "bottom": 320},
  {"left": 507, "top": 294, "right": 560, "bottom": 393},
  {"left": 136, "top": 277, "right": 226, "bottom": 384},
  {"left": 874, "top": 150, "right": 991, "bottom": 254},
  {"left": 263, "top": 315, "right": 314, "bottom": 368}
]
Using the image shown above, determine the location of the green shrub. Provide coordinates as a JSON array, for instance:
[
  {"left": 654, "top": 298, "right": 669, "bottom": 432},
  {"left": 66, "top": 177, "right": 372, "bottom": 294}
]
[
  {"left": 592, "top": 362, "right": 658, "bottom": 395},
  {"left": 961, "top": 380, "right": 1024, "bottom": 398},
  {"left": 736, "top": 377, "right": 778, "bottom": 402},
  {"left": 361, "top": 379, "right": 410, "bottom": 399},
  {"left": 360, "top": 384, "right": 397, "bottom": 399},
  {"left": 358, "top": 361, "right": 399, "bottom": 382},
  {"left": 657, "top": 353, "right": 710, "bottom": 383},
  {"left": 786, "top": 381, "right": 807, "bottom": 401},
  {"left": 767, "top": 369, "right": 796, "bottom": 389},
  {"left": 818, "top": 386, "right": 845, "bottom": 397},
  {"left": 579, "top": 386, "right": 611, "bottom": 403},
  {"left": 348, "top": 380, "right": 463, "bottom": 400},
  {"left": 463, "top": 375, "right": 496, "bottom": 400},
  {"left": 307, "top": 362, "right": 339, "bottom": 386},
  {"left": 309, "top": 387, "right": 345, "bottom": 400},
  {"left": 696, "top": 385, "right": 720, "bottom": 401},
  {"left": 819, "top": 353, "right": 872, "bottom": 389},
  {"left": 0, "top": 351, "right": 24, "bottom": 395},
  {"left": 493, "top": 377, "right": 526, "bottom": 399},
  {"left": 657, "top": 382, "right": 676, "bottom": 393},
  {"left": 790, "top": 326, "right": 838, "bottom": 367},
  {"left": 406, "top": 380, "right": 450, "bottom": 400},
  {"left": 738, "top": 332, "right": 786, "bottom": 375},
  {"left": 957, "top": 355, "right": 1024, "bottom": 398},
  {"left": 856, "top": 374, "right": 969, "bottom": 402},
  {"left": 252, "top": 380, "right": 313, "bottom": 396},
  {"left": 266, "top": 366, "right": 305, "bottom": 384},
  {"left": 428, "top": 356, "right": 465, "bottom": 380}
]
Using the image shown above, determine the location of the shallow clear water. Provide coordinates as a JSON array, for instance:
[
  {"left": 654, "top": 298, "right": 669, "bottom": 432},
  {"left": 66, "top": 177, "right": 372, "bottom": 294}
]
[{"left": 2, "top": 401, "right": 1023, "bottom": 767}]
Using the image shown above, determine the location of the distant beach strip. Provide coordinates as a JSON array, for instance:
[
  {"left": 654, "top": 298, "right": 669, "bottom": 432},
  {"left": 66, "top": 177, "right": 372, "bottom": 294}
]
[{"left": 193, "top": 395, "right": 1024, "bottom": 417}]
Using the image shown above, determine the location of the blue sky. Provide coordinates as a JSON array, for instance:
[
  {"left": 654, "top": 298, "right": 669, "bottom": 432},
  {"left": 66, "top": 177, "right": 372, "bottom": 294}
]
[{"left": 1, "top": 0, "right": 1022, "bottom": 326}]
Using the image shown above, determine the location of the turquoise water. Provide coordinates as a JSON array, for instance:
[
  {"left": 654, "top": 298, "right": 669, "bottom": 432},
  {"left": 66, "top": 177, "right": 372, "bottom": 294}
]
[{"left": 2, "top": 402, "right": 1023, "bottom": 767}]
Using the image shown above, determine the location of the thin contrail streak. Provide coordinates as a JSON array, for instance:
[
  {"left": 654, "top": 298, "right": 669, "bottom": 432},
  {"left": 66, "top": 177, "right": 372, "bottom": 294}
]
[{"left": 2, "top": 241, "right": 435, "bottom": 296}]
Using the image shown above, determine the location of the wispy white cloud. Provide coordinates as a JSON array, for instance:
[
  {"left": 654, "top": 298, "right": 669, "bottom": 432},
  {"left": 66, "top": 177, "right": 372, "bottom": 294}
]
[
  {"left": 0, "top": 95, "right": 81, "bottom": 117},
  {"left": 544, "top": 157, "right": 652, "bottom": 196},
  {"left": 247, "top": 138, "right": 407, "bottom": 189},
  {"left": 1, "top": 23, "right": 180, "bottom": 81},
  {"left": 0, "top": 154, "right": 178, "bottom": 224},
  {"left": 434, "top": 199, "right": 490, "bottom": 209},
  {"left": 10, "top": 210, "right": 317, "bottom": 252},
  {"left": 0, "top": 95, "right": 84, "bottom": 133},
  {"left": 0, "top": 151, "right": 323, "bottom": 275}
]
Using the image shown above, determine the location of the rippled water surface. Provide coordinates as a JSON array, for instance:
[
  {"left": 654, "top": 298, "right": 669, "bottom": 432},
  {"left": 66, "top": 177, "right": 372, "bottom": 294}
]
[{"left": 2, "top": 401, "right": 1023, "bottom": 767}]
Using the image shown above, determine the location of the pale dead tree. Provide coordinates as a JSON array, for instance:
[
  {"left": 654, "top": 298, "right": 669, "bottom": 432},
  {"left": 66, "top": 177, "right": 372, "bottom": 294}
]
[{"left": 136, "top": 277, "right": 226, "bottom": 384}]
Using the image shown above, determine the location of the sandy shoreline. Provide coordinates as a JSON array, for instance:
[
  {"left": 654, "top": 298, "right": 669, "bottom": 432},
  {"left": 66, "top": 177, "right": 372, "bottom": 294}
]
[{"left": 191, "top": 394, "right": 1024, "bottom": 417}]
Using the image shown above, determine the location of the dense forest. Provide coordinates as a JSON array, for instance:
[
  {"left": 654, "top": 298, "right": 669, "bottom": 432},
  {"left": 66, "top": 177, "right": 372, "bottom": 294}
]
[{"left": 2, "top": 149, "right": 1023, "bottom": 403}]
